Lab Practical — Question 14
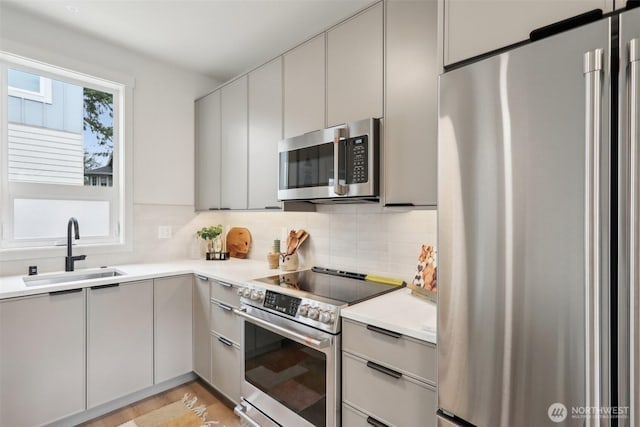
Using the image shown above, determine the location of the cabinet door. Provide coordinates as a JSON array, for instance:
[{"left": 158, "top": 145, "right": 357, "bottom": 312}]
[
  {"left": 87, "top": 281, "right": 153, "bottom": 408},
  {"left": 248, "top": 57, "right": 282, "bottom": 209},
  {"left": 327, "top": 2, "right": 383, "bottom": 127},
  {"left": 283, "top": 33, "right": 325, "bottom": 138},
  {"left": 195, "top": 91, "right": 221, "bottom": 211},
  {"left": 384, "top": 0, "right": 438, "bottom": 206},
  {"left": 193, "top": 275, "right": 212, "bottom": 382},
  {"left": 444, "top": 0, "right": 612, "bottom": 66},
  {"left": 154, "top": 275, "right": 193, "bottom": 383},
  {"left": 0, "top": 290, "right": 85, "bottom": 427},
  {"left": 211, "top": 332, "right": 241, "bottom": 404},
  {"left": 221, "top": 76, "right": 248, "bottom": 209}
]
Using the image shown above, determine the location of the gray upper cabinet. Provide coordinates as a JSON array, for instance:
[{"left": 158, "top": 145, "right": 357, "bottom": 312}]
[
  {"left": 283, "top": 33, "right": 325, "bottom": 138},
  {"left": 195, "top": 0, "right": 442, "bottom": 209},
  {"left": 443, "top": 0, "right": 613, "bottom": 67},
  {"left": 327, "top": 1, "right": 383, "bottom": 127},
  {"left": 248, "top": 58, "right": 282, "bottom": 210},
  {"left": 384, "top": 0, "right": 437, "bottom": 207},
  {"left": 195, "top": 91, "right": 221, "bottom": 211},
  {"left": 221, "top": 76, "right": 249, "bottom": 210}
]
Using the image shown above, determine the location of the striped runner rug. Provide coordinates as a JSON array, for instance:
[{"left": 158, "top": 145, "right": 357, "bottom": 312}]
[{"left": 118, "top": 393, "right": 218, "bottom": 427}]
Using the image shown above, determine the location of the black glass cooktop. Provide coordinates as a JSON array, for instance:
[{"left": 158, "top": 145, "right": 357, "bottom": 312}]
[{"left": 252, "top": 266, "right": 404, "bottom": 306}]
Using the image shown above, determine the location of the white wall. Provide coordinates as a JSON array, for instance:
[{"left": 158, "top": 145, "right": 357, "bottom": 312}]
[{"left": 0, "top": 5, "right": 437, "bottom": 283}]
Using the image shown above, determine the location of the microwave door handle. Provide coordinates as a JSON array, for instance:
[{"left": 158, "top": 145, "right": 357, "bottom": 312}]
[{"left": 333, "top": 128, "right": 348, "bottom": 195}]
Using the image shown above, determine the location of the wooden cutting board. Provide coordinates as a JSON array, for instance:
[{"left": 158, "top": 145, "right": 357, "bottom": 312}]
[{"left": 226, "top": 227, "right": 252, "bottom": 259}]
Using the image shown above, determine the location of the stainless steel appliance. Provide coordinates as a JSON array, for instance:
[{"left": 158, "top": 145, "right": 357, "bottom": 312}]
[
  {"left": 278, "top": 118, "right": 380, "bottom": 202},
  {"left": 438, "top": 6, "right": 640, "bottom": 426},
  {"left": 233, "top": 267, "right": 401, "bottom": 426}
]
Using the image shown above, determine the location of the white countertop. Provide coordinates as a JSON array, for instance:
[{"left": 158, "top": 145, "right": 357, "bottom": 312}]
[
  {"left": 0, "top": 258, "right": 279, "bottom": 299},
  {"left": 341, "top": 287, "right": 437, "bottom": 344},
  {"left": 1, "top": 260, "right": 438, "bottom": 345}
]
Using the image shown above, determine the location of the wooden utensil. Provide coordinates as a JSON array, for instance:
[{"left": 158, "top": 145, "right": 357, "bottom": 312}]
[
  {"left": 286, "top": 230, "right": 298, "bottom": 255},
  {"left": 295, "top": 230, "right": 309, "bottom": 252}
]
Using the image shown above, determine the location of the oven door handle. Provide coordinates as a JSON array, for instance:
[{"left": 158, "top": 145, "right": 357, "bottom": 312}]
[
  {"left": 233, "top": 307, "right": 330, "bottom": 350},
  {"left": 234, "top": 403, "right": 262, "bottom": 427}
]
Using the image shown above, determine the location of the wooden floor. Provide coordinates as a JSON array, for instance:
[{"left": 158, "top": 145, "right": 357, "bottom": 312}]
[{"left": 79, "top": 379, "right": 241, "bottom": 427}]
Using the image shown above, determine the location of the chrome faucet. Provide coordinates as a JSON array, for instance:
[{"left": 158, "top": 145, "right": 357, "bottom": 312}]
[{"left": 65, "top": 217, "right": 86, "bottom": 272}]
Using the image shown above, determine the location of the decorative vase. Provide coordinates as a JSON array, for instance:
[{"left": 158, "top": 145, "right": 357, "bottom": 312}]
[
  {"left": 280, "top": 252, "right": 299, "bottom": 271},
  {"left": 213, "top": 236, "right": 222, "bottom": 253}
]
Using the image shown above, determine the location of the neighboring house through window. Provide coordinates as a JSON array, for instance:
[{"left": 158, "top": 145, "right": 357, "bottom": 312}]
[
  {"left": 1, "top": 53, "right": 128, "bottom": 250},
  {"left": 8, "top": 68, "right": 53, "bottom": 103}
]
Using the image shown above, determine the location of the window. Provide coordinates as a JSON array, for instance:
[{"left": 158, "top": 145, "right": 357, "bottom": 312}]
[
  {"left": 8, "top": 69, "right": 53, "bottom": 103},
  {"left": 1, "top": 53, "right": 129, "bottom": 250}
]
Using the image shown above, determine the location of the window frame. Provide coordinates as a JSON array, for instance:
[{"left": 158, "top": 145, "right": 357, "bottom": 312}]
[{"left": 0, "top": 51, "right": 134, "bottom": 259}]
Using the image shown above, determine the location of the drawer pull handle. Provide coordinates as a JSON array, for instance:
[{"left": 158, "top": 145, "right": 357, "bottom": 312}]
[
  {"left": 49, "top": 288, "right": 83, "bottom": 296},
  {"left": 218, "top": 336, "right": 234, "bottom": 347},
  {"left": 217, "top": 302, "right": 233, "bottom": 311},
  {"left": 90, "top": 283, "right": 120, "bottom": 290},
  {"left": 366, "top": 416, "right": 389, "bottom": 427},
  {"left": 366, "top": 361, "right": 402, "bottom": 379},
  {"left": 195, "top": 275, "right": 209, "bottom": 281},
  {"left": 216, "top": 280, "right": 233, "bottom": 288},
  {"left": 366, "top": 324, "right": 402, "bottom": 339}
]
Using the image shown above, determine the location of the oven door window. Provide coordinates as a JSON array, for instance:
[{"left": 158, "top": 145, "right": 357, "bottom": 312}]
[{"left": 244, "top": 321, "right": 326, "bottom": 426}]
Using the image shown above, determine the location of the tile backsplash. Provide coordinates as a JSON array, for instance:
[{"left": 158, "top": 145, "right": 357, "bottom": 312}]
[
  {"left": 194, "top": 204, "right": 437, "bottom": 283},
  {"left": 1, "top": 204, "right": 437, "bottom": 282}
]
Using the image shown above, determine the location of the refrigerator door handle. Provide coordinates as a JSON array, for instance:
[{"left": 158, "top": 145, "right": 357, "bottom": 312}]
[
  {"left": 629, "top": 37, "right": 639, "bottom": 427},
  {"left": 583, "top": 47, "right": 604, "bottom": 420}
]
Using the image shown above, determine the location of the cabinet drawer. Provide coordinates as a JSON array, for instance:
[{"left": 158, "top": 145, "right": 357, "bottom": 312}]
[
  {"left": 210, "top": 278, "right": 242, "bottom": 307},
  {"left": 342, "top": 352, "right": 436, "bottom": 427},
  {"left": 343, "top": 402, "right": 400, "bottom": 427},
  {"left": 211, "top": 332, "right": 241, "bottom": 404},
  {"left": 342, "top": 318, "right": 435, "bottom": 384},
  {"left": 210, "top": 298, "right": 241, "bottom": 343}
]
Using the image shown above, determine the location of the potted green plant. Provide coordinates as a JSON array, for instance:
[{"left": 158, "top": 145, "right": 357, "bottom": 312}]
[{"left": 196, "top": 225, "right": 223, "bottom": 259}]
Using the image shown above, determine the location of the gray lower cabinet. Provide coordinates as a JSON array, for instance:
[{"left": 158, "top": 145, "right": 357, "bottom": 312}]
[
  {"left": 342, "top": 318, "right": 436, "bottom": 427},
  {"left": 0, "top": 289, "right": 86, "bottom": 427},
  {"left": 209, "top": 278, "right": 243, "bottom": 403},
  {"left": 210, "top": 331, "right": 242, "bottom": 403},
  {"left": 87, "top": 280, "right": 154, "bottom": 408},
  {"left": 154, "top": 275, "right": 193, "bottom": 383},
  {"left": 193, "top": 275, "right": 212, "bottom": 382}
]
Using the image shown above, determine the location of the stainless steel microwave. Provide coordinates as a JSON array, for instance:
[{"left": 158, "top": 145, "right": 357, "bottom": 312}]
[{"left": 278, "top": 117, "right": 380, "bottom": 202}]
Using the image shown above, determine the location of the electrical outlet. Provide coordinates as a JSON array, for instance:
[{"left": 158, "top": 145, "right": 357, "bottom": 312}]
[{"left": 158, "top": 226, "right": 172, "bottom": 239}]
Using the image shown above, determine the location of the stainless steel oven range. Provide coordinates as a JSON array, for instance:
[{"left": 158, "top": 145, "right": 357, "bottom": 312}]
[{"left": 233, "top": 267, "right": 401, "bottom": 427}]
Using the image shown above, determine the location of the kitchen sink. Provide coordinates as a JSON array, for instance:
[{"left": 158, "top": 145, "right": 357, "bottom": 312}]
[{"left": 23, "top": 268, "right": 126, "bottom": 287}]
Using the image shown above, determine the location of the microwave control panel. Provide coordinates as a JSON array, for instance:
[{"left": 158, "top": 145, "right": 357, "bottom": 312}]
[{"left": 346, "top": 135, "right": 368, "bottom": 184}]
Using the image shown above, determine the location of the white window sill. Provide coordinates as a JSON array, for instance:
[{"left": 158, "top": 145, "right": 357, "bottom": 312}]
[{"left": 0, "top": 241, "right": 133, "bottom": 262}]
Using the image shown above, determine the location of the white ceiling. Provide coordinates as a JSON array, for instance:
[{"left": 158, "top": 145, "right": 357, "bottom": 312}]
[{"left": 2, "top": 0, "right": 376, "bottom": 82}]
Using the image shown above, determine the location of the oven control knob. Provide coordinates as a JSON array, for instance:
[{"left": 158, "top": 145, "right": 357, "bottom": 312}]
[
  {"left": 236, "top": 288, "right": 244, "bottom": 296},
  {"left": 308, "top": 307, "right": 320, "bottom": 320},
  {"left": 298, "top": 304, "right": 310, "bottom": 317},
  {"left": 319, "top": 311, "right": 335, "bottom": 324},
  {"left": 250, "top": 290, "right": 263, "bottom": 301},
  {"left": 242, "top": 288, "right": 252, "bottom": 298}
]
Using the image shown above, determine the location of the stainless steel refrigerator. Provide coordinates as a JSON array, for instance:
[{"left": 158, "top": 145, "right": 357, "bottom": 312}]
[{"left": 437, "top": 6, "right": 640, "bottom": 427}]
